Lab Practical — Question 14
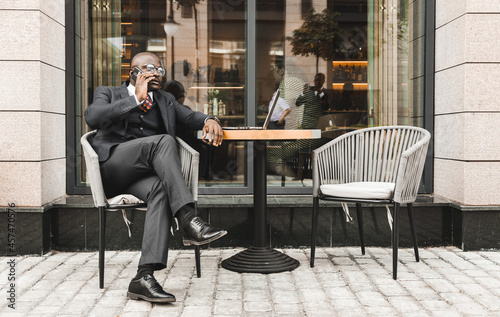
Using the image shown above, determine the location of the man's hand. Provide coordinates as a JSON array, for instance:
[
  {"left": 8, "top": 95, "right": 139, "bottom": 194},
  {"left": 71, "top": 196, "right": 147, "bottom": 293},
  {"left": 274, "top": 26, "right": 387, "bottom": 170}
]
[
  {"left": 201, "top": 119, "right": 223, "bottom": 147},
  {"left": 134, "top": 72, "right": 155, "bottom": 102}
]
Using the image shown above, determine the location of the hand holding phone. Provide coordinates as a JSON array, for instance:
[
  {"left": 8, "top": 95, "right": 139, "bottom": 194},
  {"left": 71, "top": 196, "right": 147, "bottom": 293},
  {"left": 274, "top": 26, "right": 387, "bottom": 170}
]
[{"left": 131, "top": 66, "right": 143, "bottom": 81}]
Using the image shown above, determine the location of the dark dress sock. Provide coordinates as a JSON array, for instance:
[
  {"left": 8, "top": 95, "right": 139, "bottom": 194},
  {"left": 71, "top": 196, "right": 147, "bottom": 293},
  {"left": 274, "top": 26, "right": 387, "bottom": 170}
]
[{"left": 135, "top": 264, "right": 155, "bottom": 279}]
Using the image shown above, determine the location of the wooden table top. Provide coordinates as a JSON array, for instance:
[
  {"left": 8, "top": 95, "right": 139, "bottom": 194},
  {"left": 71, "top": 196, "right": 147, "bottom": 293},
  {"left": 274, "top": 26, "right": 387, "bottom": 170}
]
[{"left": 198, "top": 129, "right": 321, "bottom": 141}]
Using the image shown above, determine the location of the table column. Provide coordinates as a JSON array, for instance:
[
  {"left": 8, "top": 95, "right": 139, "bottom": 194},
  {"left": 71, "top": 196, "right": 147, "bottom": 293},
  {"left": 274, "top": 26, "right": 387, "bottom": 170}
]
[{"left": 221, "top": 140, "right": 300, "bottom": 273}]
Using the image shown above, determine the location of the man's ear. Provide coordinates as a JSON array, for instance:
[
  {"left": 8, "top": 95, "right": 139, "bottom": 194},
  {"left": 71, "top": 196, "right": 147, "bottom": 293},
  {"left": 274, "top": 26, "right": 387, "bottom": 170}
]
[{"left": 128, "top": 68, "right": 136, "bottom": 85}]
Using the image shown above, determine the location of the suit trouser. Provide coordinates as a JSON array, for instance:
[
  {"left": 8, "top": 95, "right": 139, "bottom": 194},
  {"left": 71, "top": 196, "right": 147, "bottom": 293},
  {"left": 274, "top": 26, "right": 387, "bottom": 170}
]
[{"left": 100, "top": 134, "right": 195, "bottom": 269}]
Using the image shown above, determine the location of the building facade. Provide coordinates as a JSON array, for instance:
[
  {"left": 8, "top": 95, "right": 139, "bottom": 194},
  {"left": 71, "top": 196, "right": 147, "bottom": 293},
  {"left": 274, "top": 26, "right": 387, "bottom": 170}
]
[{"left": 1, "top": 0, "right": 499, "bottom": 254}]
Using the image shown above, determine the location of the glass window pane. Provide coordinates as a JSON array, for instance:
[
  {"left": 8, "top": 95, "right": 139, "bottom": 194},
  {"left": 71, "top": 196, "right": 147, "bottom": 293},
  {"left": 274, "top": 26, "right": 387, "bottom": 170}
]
[
  {"left": 73, "top": 0, "right": 427, "bottom": 192},
  {"left": 257, "top": 0, "right": 421, "bottom": 188},
  {"left": 77, "top": 0, "right": 250, "bottom": 189}
]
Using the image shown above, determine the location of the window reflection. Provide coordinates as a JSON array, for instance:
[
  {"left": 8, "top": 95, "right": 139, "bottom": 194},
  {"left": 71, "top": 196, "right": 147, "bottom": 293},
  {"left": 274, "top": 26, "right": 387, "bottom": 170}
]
[{"left": 77, "top": 0, "right": 421, "bottom": 192}]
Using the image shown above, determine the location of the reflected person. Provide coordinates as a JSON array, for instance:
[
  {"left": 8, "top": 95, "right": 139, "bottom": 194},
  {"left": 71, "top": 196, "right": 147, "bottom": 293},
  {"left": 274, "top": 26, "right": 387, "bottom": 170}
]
[
  {"left": 337, "top": 82, "right": 355, "bottom": 111},
  {"left": 164, "top": 80, "right": 212, "bottom": 180},
  {"left": 268, "top": 90, "right": 291, "bottom": 130}
]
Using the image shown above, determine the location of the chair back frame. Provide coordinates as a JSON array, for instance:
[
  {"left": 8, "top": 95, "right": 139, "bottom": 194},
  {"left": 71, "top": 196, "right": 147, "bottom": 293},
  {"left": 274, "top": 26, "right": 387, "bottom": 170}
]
[
  {"left": 80, "top": 131, "right": 200, "bottom": 205},
  {"left": 312, "top": 125, "right": 431, "bottom": 204}
]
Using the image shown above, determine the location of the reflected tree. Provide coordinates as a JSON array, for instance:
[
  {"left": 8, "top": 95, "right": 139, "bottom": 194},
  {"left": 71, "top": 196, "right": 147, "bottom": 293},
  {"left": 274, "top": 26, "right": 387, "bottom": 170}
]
[{"left": 286, "top": 8, "right": 343, "bottom": 73}]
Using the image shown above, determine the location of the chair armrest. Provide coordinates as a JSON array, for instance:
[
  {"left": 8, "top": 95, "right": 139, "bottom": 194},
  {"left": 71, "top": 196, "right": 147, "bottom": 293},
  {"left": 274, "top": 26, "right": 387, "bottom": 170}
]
[
  {"left": 176, "top": 137, "right": 200, "bottom": 201},
  {"left": 393, "top": 131, "right": 431, "bottom": 203},
  {"left": 81, "top": 130, "right": 108, "bottom": 207}
]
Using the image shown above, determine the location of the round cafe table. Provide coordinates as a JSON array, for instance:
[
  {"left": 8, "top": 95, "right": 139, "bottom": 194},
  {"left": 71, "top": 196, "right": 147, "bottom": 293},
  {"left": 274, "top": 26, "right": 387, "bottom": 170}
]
[{"left": 200, "top": 129, "right": 321, "bottom": 273}]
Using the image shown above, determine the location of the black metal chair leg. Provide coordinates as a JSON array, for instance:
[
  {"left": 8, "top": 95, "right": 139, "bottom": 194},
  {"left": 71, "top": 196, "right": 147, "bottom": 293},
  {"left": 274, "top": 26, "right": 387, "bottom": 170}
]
[
  {"left": 356, "top": 203, "right": 365, "bottom": 255},
  {"left": 392, "top": 203, "right": 399, "bottom": 280},
  {"left": 407, "top": 203, "right": 419, "bottom": 262},
  {"left": 99, "top": 206, "right": 106, "bottom": 289},
  {"left": 310, "top": 196, "right": 319, "bottom": 267},
  {"left": 195, "top": 246, "right": 201, "bottom": 278},
  {"left": 194, "top": 202, "right": 202, "bottom": 278}
]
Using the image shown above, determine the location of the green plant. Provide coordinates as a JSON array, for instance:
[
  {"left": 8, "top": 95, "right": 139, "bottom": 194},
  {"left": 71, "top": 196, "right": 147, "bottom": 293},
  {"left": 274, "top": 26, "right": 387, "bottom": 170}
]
[{"left": 207, "top": 89, "right": 226, "bottom": 101}]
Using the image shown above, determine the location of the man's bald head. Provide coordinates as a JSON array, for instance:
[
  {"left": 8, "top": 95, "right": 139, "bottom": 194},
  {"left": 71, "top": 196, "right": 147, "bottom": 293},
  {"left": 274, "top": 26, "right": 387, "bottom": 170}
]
[
  {"left": 129, "top": 52, "right": 164, "bottom": 91},
  {"left": 131, "top": 52, "right": 161, "bottom": 68}
]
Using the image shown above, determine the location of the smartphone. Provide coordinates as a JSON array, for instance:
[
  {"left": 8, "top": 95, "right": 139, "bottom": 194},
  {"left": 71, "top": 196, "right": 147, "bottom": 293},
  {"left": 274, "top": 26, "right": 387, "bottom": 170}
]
[{"left": 131, "top": 66, "right": 143, "bottom": 81}]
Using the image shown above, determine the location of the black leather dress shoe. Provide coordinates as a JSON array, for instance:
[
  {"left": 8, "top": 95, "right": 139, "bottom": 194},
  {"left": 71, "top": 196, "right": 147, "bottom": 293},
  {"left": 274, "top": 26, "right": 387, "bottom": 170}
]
[
  {"left": 127, "top": 274, "right": 176, "bottom": 303},
  {"left": 182, "top": 216, "right": 227, "bottom": 246}
]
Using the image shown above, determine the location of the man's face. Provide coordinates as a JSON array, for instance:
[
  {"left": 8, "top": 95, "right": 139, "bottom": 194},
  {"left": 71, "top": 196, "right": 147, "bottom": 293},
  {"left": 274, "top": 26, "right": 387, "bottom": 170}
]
[
  {"left": 314, "top": 74, "right": 325, "bottom": 88},
  {"left": 129, "top": 53, "right": 164, "bottom": 91}
]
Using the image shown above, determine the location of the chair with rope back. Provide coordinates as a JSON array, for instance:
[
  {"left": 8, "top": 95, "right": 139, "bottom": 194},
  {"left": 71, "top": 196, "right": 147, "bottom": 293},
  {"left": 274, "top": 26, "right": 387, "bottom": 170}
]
[
  {"left": 310, "top": 125, "right": 431, "bottom": 279},
  {"left": 81, "top": 130, "right": 202, "bottom": 288}
]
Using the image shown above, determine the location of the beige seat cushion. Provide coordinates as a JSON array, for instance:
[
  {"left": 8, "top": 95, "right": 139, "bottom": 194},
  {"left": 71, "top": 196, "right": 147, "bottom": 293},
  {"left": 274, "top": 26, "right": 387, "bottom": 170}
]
[{"left": 320, "top": 182, "right": 395, "bottom": 200}]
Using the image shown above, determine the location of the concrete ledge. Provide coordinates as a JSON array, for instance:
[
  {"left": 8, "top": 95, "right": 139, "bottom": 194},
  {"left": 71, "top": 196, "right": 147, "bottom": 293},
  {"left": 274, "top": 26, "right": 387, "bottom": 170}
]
[
  {"left": 1, "top": 195, "right": 499, "bottom": 255},
  {"left": 50, "top": 194, "right": 452, "bottom": 209}
]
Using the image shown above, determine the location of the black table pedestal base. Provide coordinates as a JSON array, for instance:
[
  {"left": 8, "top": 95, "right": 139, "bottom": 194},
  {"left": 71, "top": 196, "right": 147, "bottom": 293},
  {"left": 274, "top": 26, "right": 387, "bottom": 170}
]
[{"left": 221, "top": 247, "right": 300, "bottom": 274}]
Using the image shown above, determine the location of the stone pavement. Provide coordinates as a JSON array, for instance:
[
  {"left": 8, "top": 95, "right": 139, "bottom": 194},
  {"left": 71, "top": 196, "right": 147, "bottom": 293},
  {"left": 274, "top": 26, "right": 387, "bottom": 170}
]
[{"left": 1, "top": 247, "right": 500, "bottom": 316}]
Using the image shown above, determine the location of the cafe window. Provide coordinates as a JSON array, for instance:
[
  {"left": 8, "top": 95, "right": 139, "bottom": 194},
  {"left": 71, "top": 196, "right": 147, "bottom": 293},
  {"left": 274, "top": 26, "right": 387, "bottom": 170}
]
[{"left": 68, "top": 0, "right": 433, "bottom": 195}]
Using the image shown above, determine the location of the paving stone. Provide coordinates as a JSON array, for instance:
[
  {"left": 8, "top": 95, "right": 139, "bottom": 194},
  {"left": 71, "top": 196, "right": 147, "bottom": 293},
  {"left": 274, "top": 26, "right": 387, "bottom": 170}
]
[
  {"left": 403, "top": 312, "right": 432, "bottom": 317},
  {"left": 348, "top": 281, "right": 375, "bottom": 292},
  {"left": 331, "top": 298, "right": 361, "bottom": 310},
  {"left": 243, "top": 300, "right": 272, "bottom": 312},
  {"left": 186, "top": 285, "right": 215, "bottom": 297},
  {"left": 30, "top": 305, "right": 62, "bottom": 314},
  {"left": 243, "top": 289, "right": 270, "bottom": 301},
  {"left": 324, "top": 286, "right": 357, "bottom": 299},
  {"left": 183, "top": 295, "right": 214, "bottom": 306},
  {"left": 376, "top": 282, "right": 409, "bottom": 296},
  {"left": 120, "top": 312, "right": 149, "bottom": 317},
  {"left": 387, "top": 296, "right": 422, "bottom": 313},
  {"left": 302, "top": 300, "right": 332, "bottom": 312},
  {"left": 272, "top": 289, "right": 300, "bottom": 303},
  {"left": 274, "top": 303, "right": 303, "bottom": 314},
  {"left": 213, "top": 299, "right": 243, "bottom": 315},
  {"left": 455, "top": 283, "right": 492, "bottom": 295},
  {"left": 475, "top": 276, "right": 500, "bottom": 289},
  {"left": 356, "top": 290, "right": 391, "bottom": 307},
  {"left": 474, "top": 294, "right": 500, "bottom": 311},
  {"left": 425, "top": 278, "right": 461, "bottom": 293},
  {"left": 181, "top": 305, "right": 212, "bottom": 316},
  {"left": 269, "top": 281, "right": 296, "bottom": 290},
  {"left": 430, "top": 311, "right": 462, "bottom": 317},
  {"left": 122, "top": 299, "right": 153, "bottom": 312},
  {"left": 150, "top": 304, "right": 182, "bottom": 317},
  {"left": 2, "top": 247, "right": 500, "bottom": 316},
  {"left": 364, "top": 305, "right": 398, "bottom": 316},
  {"left": 419, "top": 299, "right": 453, "bottom": 311}
]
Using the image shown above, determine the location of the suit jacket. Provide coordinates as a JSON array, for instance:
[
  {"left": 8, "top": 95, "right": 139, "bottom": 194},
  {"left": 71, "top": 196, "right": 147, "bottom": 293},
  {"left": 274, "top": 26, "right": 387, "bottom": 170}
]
[{"left": 85, "top": 81, "right": 208, "bottom": 161}]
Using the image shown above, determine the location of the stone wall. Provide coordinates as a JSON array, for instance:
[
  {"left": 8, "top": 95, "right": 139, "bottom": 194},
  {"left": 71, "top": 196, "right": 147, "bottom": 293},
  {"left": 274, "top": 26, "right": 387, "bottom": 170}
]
[
  {"left": 0, "top": 0, "right": 66, "bottom": 207},
  {"left": 434, "top": 1, "right": 500, "bottom": 205}
]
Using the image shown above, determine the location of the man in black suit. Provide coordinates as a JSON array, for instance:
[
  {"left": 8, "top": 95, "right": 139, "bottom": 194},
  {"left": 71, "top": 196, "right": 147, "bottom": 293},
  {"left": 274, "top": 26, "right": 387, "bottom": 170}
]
[
  {"left": 85, "top": 52, "right": 226, "bottom": 303},
  {"left": 312, "top": 72, "right": 334, "bottom": 111}
]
